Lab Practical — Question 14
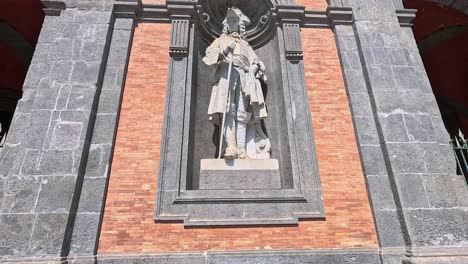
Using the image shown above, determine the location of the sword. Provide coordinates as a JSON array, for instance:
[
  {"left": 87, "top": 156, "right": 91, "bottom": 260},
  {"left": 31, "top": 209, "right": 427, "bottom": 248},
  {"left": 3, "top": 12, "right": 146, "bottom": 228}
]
[{"left": 218, "top": 51, "right": 234, "bottom": 159}]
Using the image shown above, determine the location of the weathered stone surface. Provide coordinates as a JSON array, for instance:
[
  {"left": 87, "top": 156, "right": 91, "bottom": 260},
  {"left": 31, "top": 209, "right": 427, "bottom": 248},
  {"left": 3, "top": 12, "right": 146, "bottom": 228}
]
[
  {"left": 0, "top": 214, "right": 35, "bottom": 256},
  {"left": 422, "top": 175, "right": 468, "bottom": 208},
  {"left": 360, "top": 145, "right": 387, "bottom": 175},
  {"left": 354, "top": 116, "right": 379, "bottom": 145},
  {"left": 1, "top": 176, "right": 41, "bottom": 213},
  {"left": 379, "top": 113, "right": 409, "bottom": 142},
  {"left": 69, "top": 213, "right": 100, "bottom": 254},
  {"left": 405, "top": 209, "right": 468, "bottom": 247},
  {"left": 374, "top": 210, "right": 405, "bottom": 247},
  {"left": 49, "top": 123, "right": 83, "bottom": 150},
  {"left": 76, "top": 178, "right": 106, "bottom": 213},
  {"left": 35, "top": 176, "right": 76, "bottom": 213},
  {"left": 394, "top": 174, "right": 430, "bottom": 209},
  {"left": 28, "top": 213, "right": 69, "bottom": 255},
  {"left": 367, "top": 175, "right": 396, "bottom": 210}
]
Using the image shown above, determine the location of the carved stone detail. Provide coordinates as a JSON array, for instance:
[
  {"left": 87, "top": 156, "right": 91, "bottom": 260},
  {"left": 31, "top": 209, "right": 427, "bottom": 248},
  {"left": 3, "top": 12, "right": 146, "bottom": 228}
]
[
  {"left": 282, "top": 23, "right": 303, "bottom": 60},
  {"left": 170, "top": 19, "right": 191, "bottom": 56}
]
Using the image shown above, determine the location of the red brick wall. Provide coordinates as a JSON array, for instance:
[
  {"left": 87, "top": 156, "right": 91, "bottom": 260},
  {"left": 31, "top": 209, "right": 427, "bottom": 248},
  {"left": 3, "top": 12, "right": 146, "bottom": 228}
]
[
  {"left": 98, "top": 24, "right": 378, "bottom": 253},
  {"left": 295, "top": 0, "right": 328, "bottom": 9}
]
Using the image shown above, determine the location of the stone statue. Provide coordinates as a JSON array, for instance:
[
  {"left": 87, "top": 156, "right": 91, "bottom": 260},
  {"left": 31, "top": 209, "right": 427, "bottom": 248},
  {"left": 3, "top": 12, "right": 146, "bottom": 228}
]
[{"left": 203, "top": 7, "right": 271, "bottom": 160}]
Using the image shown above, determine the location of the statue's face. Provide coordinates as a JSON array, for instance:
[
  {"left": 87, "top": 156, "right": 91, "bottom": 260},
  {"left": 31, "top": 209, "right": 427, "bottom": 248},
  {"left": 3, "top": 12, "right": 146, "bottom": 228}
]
[{"left": 227, "top": 17, "right": 240, "bottom": 33}]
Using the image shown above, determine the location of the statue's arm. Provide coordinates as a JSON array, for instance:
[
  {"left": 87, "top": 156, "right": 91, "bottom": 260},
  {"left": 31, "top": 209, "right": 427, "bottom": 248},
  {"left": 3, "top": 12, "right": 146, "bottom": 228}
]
[
  {"left": 203, "top": 38, "right": 225, "bottom": 66},
  {"left": 249, "top": 47, "right": 267, "bottom": 81}
]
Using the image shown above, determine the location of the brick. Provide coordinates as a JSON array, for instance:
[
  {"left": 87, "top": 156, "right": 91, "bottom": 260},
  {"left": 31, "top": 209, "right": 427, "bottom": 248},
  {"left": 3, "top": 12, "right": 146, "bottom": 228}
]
[{"left": 98, "top": 24, "right": 377, "bottom": 253}]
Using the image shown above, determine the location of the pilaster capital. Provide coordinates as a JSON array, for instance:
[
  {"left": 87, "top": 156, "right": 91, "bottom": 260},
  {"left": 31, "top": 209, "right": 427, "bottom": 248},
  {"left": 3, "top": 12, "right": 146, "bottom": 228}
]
[{"left": 41, "top": 0, "right": 66, "bottom": 16}]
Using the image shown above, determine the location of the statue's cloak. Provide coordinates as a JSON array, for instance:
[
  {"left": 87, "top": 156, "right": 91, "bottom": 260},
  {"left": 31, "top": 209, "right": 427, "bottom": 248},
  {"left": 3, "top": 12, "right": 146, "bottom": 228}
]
[{"left": 203, "top": 34, "right": 267, "bottom": 123}]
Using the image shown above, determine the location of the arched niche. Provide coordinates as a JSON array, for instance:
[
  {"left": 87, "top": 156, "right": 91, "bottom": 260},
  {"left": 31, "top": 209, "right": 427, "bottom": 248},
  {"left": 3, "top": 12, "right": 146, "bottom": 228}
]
[{"left": 186, "top": 0, "right": 294, "bottom": 190}]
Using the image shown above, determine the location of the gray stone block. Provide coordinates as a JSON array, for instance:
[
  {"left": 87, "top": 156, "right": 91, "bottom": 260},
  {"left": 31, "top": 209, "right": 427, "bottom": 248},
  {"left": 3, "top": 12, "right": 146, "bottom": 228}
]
[
  {"left": 394, "top": 174, "right": 430, "bottom": 209},
  {"left": 340, "top": 51, "right": 362, "bottom": 70},
  {"left": 374, "top": 210, "right": 405, "bottom": 247},
  {"left": 367, "top": 65, "right": 396, "bottom": 90},
  {"left": 354, "top": 116, "right": 379, "bottom": 145},
  {"left": 32, "top": 79, "right": 61, "bottom": 110},
  {"left": 84, "top": 144, "right": 110, "bottom": 177},
  {"left": 392, "top": 66, "right": 432, "bottom": 93},
  {"left": 23, "top": 62, "right": 51, "bottom": 88},
  {"left": 403, "top": 256, "right": 468, "bottom": 264},
  {"left": 6, "top": 113, "right": 31, "bottom": 145},
  {"left": 50, "top": 60, "right": 73, "bottom": 82},
  {"left": 360, "top": 145, "right": 387, "bottom": 175},
  {"left": 23, "top": 110, "right": 52, "bottom": 149},
  {"left": 50, "top": 38, "right": 73, "bottom": 61},
  {"left": 74, "top": 10, "right": 112, "bottom": 24},
  {"left": 69, "top": 213, "right": 99, "bottom": 254},
  {"left": 404, "top": 115, "right": 449, "bottom": 144},
  {"left": 386, "top": 143, "right": 425, "bottom": 174},
  {"left": 352, "top": 0, "right": 398, "bottom": 22},
  {"left": 379, "top": 113, "right": 409, "bottom": 142},
  {"left": 49, "top": 123, "right": 83, "bottom": 150},
  {"left": 56, "top": 84, "right": 72, "bottom": 110},
  {"left": 35, "top": 176, "right": 76, "bottom": 213},
  {"left": 367, "top": 175, "right": 396, "bottom": 210},
  {"left": 405, "top": 209, "right": 468, "bottom": 247},
  {"left": 97, "top": 254, "right": 206, "bottom": 264},
  {"left": 102, "top": 66, "right": 118, "bottom": 90},
  {"left": 28, "top": 213, "right": 68, "bottom": 255},
  {"left": 97, "top": 89, "right": 121, "bottom": 114},
  {"left": 77, "top": 178, "right": 105, "bottom": 213},
  {"left": 343, "top": 69, "right": 367, "bottom": 94},
  {"left": 0, "top": 214, "right": 35, "bottom": 256},
  {"left": 1, "top": 176, "right": 41, "bottom": 213},
  {"left": 61, "top": 24, "right": 81, "bottom": 39},
  {"left": 114, "top": 18, "right": 134, "bottom": 30},
  {"left": 389, "top": 48, "right": 408, "bottom": 66},
  {"left": 91, "top": 114, "right": 117, "bottom": 144},
  {"left": 372, "top": 47, "right": 391, "bottom": 65},
  {"left": 422, "top": 175, "right": 468, "bottom": 208},
  {"left": 348, "top": 93, "right": 373, "bottom": 117},
  {"left": 337, "top": 36, "right": 357, "bottom": 51},
  {"left": 0, "top": 146, "right": 23, "bottom": 177},
  {"left": 374, "top": 90, "right": 440, "bottom": 115},
  {"left": 80, "top": 41, "right": 105, "bottom": 61},
  {"left": 21, "top": 150, "right": 74, "bottom": 176},
  {"left": 67, "top": 85, "right": 96, "bottom": 111},
  {"left": 71, "top": 61, "right": 101, "bottom": 84},
  {"left": 207, "top": 250, "right": 379, "bottom": 264},
  {"left": 421, "top": 143, "right": 456, "bottom": 174}
]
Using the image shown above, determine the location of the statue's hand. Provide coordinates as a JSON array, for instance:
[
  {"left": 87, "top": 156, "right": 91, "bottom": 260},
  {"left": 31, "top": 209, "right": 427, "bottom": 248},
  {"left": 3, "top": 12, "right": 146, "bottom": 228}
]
[
  {"left": 250, "top": 64, "right": 259, "bottom": 74},
  {"left": 224, "top": 41, "right": 236, "bottom": 55}
]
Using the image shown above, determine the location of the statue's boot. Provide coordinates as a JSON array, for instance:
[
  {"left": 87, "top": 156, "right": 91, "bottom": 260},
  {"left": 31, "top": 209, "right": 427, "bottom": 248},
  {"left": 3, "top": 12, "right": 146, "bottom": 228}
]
[
  {"left": 236, "top": 121, "right": 248, "bottom": 159},
  {"left": 224, "top": 114, "right": 237, "bottom": 159}
]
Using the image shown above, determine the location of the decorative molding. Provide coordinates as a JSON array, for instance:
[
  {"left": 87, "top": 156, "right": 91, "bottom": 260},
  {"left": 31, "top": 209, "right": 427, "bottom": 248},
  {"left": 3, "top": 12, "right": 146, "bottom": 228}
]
[
  {"left": 41, "top": 0, "right": 65, "bottom": 16},
  {"left": 396, "top": 9, "right": 417, "bottom": 27},
  {"left": 282, "top": 23, "right": 303, "bottom": 60},
  {"left": 302, "top": 10, "right": 330, "bottom": 28},
  {"left": 169, "top": 19, "right": 191, "bottom": 56},
  {"left": 139, "top": 4, "right": 170, "bottom": 23},
  {"left": 326, "top": 6, "right": 354, "bottom": 28}
]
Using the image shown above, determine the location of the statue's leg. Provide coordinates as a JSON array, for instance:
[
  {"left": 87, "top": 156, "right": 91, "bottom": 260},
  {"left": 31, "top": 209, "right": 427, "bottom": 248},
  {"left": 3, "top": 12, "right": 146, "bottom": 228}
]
[
  {"left": 236, "top": 88, "right": 251, "bottom": 159},
  {"left": 224, "top": 74, "right": 238, "bottom": 159}
]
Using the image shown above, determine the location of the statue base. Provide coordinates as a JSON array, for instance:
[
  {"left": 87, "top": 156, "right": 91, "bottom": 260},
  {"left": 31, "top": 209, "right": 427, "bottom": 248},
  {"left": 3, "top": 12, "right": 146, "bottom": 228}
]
[{"left": 199, "top": 159, "right": 281, "bottom": 190}]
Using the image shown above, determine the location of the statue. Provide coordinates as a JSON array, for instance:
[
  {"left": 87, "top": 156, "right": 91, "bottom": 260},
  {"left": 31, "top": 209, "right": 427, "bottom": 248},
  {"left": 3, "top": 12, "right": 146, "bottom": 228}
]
[{"left": 203, "top": 7, "right": 271, "bottom": 160}]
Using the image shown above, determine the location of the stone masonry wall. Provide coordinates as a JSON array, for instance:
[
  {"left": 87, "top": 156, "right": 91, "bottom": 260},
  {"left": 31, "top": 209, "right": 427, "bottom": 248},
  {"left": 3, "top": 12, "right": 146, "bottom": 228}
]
[{"left": 98, "top": 22, "right": 378, "bottom": 253}]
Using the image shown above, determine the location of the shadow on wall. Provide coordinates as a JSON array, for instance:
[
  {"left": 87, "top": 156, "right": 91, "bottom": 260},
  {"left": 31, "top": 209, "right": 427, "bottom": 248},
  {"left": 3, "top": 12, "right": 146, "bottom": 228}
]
[
  {"left": 404, "top": 0, "right": 468, "bottom": 138},
  {"left": 0, "top": 0, "right": 45, "bottom": 146}
]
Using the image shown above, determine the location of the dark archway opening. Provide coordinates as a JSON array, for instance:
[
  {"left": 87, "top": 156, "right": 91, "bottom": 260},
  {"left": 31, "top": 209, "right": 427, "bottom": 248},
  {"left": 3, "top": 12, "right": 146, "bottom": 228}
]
[
  {"left": 0, "top": 0, "right": 45, "bottom": 146},
  {"left": 404, "top": 0, "right": 468, "bottom": 182}
]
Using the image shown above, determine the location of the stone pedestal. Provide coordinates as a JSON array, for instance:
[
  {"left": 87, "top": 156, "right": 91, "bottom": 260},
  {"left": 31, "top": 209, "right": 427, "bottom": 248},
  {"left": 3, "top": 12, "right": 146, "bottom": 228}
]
[{"left": 199, "top": 159, "right": 281, "bottom": 190}]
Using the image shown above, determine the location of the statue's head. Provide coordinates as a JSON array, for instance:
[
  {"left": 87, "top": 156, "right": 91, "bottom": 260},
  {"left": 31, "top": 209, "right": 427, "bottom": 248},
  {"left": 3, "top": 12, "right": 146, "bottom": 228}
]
[{"left": 222, "top": 7, "right": 250, "bottom": 38}]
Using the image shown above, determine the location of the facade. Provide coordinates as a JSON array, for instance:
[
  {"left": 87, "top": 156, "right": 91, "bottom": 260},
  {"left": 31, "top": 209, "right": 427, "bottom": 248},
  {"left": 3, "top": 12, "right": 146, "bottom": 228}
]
[{"left": 0, "top": 0, "right": 467, "bottom": 263}]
